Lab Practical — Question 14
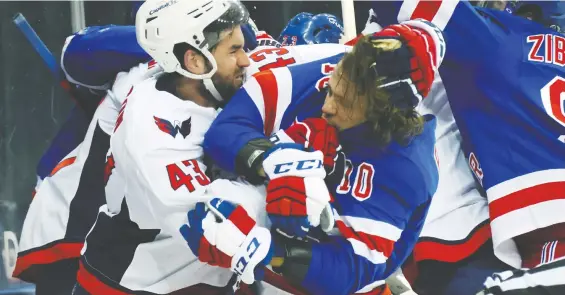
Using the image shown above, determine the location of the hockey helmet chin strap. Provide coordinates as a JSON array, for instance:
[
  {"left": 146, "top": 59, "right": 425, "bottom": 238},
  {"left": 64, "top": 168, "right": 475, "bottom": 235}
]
[{"left": 203, "top": 76, "right": 224, "bottom": 102}]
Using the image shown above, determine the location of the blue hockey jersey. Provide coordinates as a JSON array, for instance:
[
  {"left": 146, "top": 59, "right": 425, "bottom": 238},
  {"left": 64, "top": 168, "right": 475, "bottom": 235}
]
[
  {"left": 371, "top": 0, "right": 565, "bottom": 268},
  {"left": 204, "top": 54, "right": 439, "bottom": 294}
]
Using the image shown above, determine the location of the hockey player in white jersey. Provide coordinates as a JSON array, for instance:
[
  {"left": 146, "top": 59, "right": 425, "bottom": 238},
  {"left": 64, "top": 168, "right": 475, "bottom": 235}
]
[
  {"left": 72, "top": 1, "right": 290, "bottom": 294},
  {"left": 13, "top": 61, "right": 161, "bottom": 295},
  {"left": 15, "top": 6, "right": 350, "bottom": 295}
]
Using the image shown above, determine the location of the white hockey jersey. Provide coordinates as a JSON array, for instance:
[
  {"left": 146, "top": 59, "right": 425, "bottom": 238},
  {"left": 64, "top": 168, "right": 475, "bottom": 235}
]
[
  {"left": 413, "top": 76, "right": 490, "bottom": 264},
  {"left": 77, "top": 76, "right": 286, "bottom": 294},
  {"left": 13, "top": 61, "right": 161, "bottom": 282}
]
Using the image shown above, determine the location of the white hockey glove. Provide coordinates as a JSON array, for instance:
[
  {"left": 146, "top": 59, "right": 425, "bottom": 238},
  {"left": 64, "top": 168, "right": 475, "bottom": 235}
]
[{"left": 179, "top": 198, "right": 273, "bottom": 284}]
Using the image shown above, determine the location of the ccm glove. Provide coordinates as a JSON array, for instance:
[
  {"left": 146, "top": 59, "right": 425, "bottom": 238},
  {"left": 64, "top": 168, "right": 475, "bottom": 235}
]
[
  {"left": 262, "top": 143, "right": 335, "bottom": 238},
  {"left": 180, "top": 198, "right": 273, "bottom": 284}
]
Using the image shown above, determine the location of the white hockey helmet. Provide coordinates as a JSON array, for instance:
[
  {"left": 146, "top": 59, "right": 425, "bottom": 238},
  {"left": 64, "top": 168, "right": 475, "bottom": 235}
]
[{"left": 135, "top": 0, "right": 249, "bottom": 101}]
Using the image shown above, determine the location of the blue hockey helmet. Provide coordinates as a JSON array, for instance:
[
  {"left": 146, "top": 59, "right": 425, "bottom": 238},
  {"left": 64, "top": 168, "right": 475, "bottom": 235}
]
[
  {"left": 307, "top": 13, "right": 344, "bottom": 44},
  {"left": 278, "top": 12, "right": 315, "bottom": 46},
  {"left": 515, "top": 1, "right": 565, "bottom": 32},
  {"left": 241, "top": 19, "right": 259, "bottom": 52}
]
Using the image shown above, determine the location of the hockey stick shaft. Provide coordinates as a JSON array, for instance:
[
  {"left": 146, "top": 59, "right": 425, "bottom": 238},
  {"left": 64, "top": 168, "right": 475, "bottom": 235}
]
[{"left": 12, "top": 13, "right": 73, "bottom": 93}]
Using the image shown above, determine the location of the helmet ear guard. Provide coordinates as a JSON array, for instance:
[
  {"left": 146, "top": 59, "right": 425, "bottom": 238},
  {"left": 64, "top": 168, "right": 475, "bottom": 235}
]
[{"left": 135, "top": 0, "right": 249, "bottom": 101}]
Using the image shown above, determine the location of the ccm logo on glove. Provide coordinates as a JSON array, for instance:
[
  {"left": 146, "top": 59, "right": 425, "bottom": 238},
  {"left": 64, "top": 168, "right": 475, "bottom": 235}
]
[
  {"left": 273, "top": 159, "right": 324, "bottom": 175},
  {"left": 234, "top": 237, "right": 261, "bottom": 276}
]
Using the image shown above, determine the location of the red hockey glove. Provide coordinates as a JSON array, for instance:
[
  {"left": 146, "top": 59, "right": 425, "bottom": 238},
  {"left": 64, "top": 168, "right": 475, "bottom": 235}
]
[
  {"left": 270, "top": 118, "right": 339, "bottom": 175},
  {"left": 261, "top": 143, "right": 335, "bottom": 238},
  {"left": 369, "top": 20, "right": 445, "bottom": 109}
]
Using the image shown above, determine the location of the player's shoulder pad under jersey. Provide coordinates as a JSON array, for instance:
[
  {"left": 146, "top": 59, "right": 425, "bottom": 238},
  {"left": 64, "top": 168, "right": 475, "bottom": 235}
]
[
  {"left": 113, "top": 78, "right": 218, "bottom": 157},
  {"left": 109, "top": 61, "right": 163, "bottom": 107}
]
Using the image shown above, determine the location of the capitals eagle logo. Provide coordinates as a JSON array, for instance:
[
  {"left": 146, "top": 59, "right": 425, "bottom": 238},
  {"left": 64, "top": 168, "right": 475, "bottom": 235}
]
[{"left": 153, "top": 116, "right": 192, "bottom": 138}]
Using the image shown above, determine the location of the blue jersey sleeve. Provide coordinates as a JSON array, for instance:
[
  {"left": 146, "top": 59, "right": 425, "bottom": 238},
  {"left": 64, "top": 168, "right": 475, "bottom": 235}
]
[
  {"left": 204, "top": 54, "right": 343, "bottom": 172},
  {"left": 61, "top": 25, "right": 151, "bottom": 90},
  {"left": 302, "top": 156, "right": 433, "bottom": 295},
  {"left": 204, "top": 80, "right": 266, "bottom": 173}
]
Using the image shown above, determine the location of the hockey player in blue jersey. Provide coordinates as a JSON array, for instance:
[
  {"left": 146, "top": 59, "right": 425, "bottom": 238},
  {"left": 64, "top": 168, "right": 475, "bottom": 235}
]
[
  {"left": 185, "top": 19, "right": 444, "bottom": 295},
  {"left": 365, "top": 0, "right": 565, "bottom": 294}
]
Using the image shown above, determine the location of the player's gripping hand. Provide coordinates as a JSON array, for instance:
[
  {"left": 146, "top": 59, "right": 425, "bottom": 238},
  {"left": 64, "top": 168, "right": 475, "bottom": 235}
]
[
  {"left": 369, "top": 20, "right": 445, "bottom": 109},
  {"left": 270, "top": 118, "right": 340, "bottom": 175},
  {"left": 262, "top": 143, "right": 335, "bottom": 238},
  {"left": 179, "top": 198, "right": 273, "bottom": 284},
  {"left": 269, "top": 118, "right": 347, "bottom": 191}
]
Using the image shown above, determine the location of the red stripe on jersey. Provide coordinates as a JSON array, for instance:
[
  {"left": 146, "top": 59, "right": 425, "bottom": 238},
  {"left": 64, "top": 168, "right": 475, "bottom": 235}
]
[
  {"left": 335, "top": 220, "right": 396, "bottom": 258},
  {"left": 148, "top": 59, "right": 157, "bottom": 69},
  {"left": 49, "top": 156, "right": 77, "bottom": 177},
  {"left": 411, "top": 0, "right": 442, "bottom": 21},
  {"left": 77, "top": 261, "right": 131, "bottom": 295},
  {"left": 412, "top": 222, "right": 491, "bottom": 263},
  {"left": 228, "top": 205, "right": 257, "bottom": 235},
  {"left": 13, "top": 241, "right": 84, "bottom": 278},
  {"left": 78, "top": 257, "right": 237, "bottom": 295},
  {"left": 256, "top": 32, "right": 274, "bottom": 40},
  {"left": 489, "top": 181, "right": 565, "bottom": 221},
  {"left": 254, "top": 70, "right": 279, "bottom": 136}
]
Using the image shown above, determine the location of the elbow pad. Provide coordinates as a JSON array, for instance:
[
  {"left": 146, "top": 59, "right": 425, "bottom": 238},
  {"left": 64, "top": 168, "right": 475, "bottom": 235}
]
[{"left": 235, "top": 138, "right": 274, "bottom": 184}]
